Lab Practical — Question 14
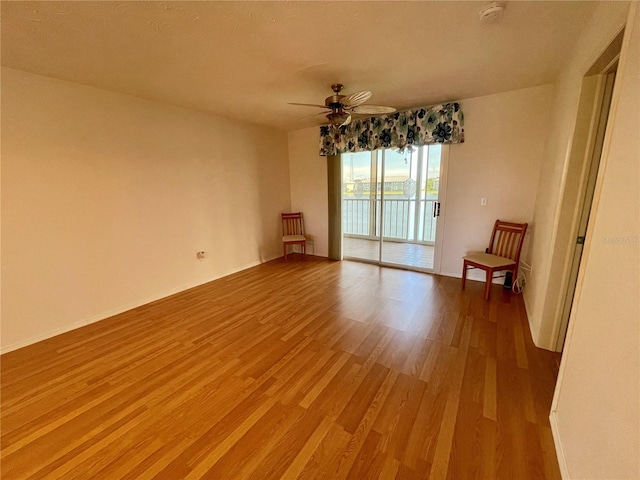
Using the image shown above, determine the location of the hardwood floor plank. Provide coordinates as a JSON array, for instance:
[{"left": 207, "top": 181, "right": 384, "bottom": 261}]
[
  {"left": 9, "top": 407, "right": 142, "bottom": 479},
  {"left": 427, "top": 315, "right": 472, "bottom": 479},
  {"left": 353, "top": 323, "right": 388, "bottom": 362},
  {"left": 264, "top": 343, "right": 322, "bottom": 397},
  {"left": 279, "top": 349, "right": 339, "bottom": 405},
  {"left": 446, "top": 397, "right": 484, "bottom": 480},
  {"left": 245, "top": 409, "right": 323, "bottom": 480},
  {"left": 182, "top": 397, "right": 279, "bottom": 479},
  {"left": 429, "top": 388, "right": 461, "bottom": 480},
  {"left": 279, "top": 415, "right": 334, "bottom": 480},
  {"left": 402, "top": 332, "right": 433, "bottom": 377},
  {"left": 379, "top": 455, "right": 401, "bottom": 479},
  {"left": 297, "top": 422, "right": 352, "bottom": 480},
  {"left": 373, "top": 373, "right": 412, "bottom": 441},
  {"left": 513, "top": 313, "right": 530, "bottom": 369},
  {"left": 236, "top": 333, "right": 305, "bottom": 379},
  {"left": 0, "top": 258, "right": 562, "bottom": 479},
  {"left": 299, "top": 351, "right": 351, "bottom": 409},
  {"left": 378, "top": 375, "right": 429, "bottom": 465},
  {"left": 418, "top": 340, "right": 441, "bottom": 383},
  {"left": 461, "top": 347, "right": 486, "bottom": 406},
  {"left": 309, "top": 360, "right": 363, "bottom": 418},
  {"left": 376, "top": 330, "right": 414, "bottom": 371},
  {"left": 359, "top": 326, "right": 397, "bottom": 374},
  {"left": 331, "top": 367, "right": 398, "bottom": 479},
  {"left": 483, "top": 356, "right": 498, "bottom": 421},
  {"left": 404, "top": 390, "right": 445, "bottom": 469},
  {"left": 539, "top": 423, "right": 563, "bottom": 479},
  {"left": 199, "top": 402, "right": 306, "bottom": 480},
  {"left": 121, "top": 437, "right": 193, "bottom": 480},
  {"left": 150, "top": 378, "right": 276, "bottom": 479},
  {"left": 345, "top": 429, "right": 385, "bottom": 479},
  {"left": 336, "top": 362, "right": 389, "bottom": 435},
  {"left": 331, "top": 320, "right": 376, "bottom": 357},
  {"left": 478, "top": 416, "right": 498, "bottom": 480},
  {"left": 252, "top": 336, "right": 316, "bottom": 384},
  {"left": 39, "top": 411, "right": 155, "bottom": 480}
]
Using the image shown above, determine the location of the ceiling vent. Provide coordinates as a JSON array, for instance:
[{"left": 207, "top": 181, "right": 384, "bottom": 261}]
[{"left": 479, "top": 2, "right": 505, "bottom": 23}]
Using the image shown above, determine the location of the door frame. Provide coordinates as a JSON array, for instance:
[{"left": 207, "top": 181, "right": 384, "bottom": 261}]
[
  {"left": 431, "top": 145, "right": 449, "bottom": 274},
  {"left": 340, "top": 145, "right": 449, "bottom": 274},
  {"left": 551, "top": 27, "right": 622, "bottom": 352},
  {"left": 555, "top": 69, "right": 617, "bottom": 351}
]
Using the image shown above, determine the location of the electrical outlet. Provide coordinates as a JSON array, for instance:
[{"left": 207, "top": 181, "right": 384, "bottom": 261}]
[{"left": 197, "top": 251, "right": 206, "bottom": 260}]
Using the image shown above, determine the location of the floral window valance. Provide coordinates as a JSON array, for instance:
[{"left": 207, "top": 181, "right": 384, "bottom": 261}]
[{"left": 319, "top": 102, "right": 464, "bottom": 156}]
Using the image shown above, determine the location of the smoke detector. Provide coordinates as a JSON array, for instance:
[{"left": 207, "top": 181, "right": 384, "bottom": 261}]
[{"left": 479, "top": 2, "right": 505, "bottom": 22}]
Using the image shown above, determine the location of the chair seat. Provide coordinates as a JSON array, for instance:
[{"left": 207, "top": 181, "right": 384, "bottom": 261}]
[
  {"left": 283, "top": 235, "right": 306, "bottom": 242},
  {"left": 463, "top": 252, "right": 515, "bottom": 268}
]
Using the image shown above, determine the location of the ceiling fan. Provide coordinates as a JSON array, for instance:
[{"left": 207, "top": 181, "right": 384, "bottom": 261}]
[{"left": 290, "top": 84, "right": 396, "bottom": 127}]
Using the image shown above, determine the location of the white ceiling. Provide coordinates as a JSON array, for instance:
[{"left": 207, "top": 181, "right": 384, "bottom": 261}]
[{"left": 1, "top": 1, "right": 598, "bottom": 131}]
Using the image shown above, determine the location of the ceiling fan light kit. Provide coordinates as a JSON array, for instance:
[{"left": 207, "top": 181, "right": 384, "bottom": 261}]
[
  {"left": 290, "top": 83, "right": 396, "bottom": 128},
  {"left": 479, "top": 2, "right": 505, "bottom": 23},
  {"left": 326, "top": 111, "right": 351, "bottom": 127}
]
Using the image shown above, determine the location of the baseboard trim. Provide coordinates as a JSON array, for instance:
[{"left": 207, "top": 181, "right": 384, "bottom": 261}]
[
  {"left": 1, "top": 254, "right": 281, "bottom": 355},
  {"left": 549, "top": 410, "right": 570, "bottom": 479},
  {"left": 522, "top": 293, "right": 545, "bottom": 350}
]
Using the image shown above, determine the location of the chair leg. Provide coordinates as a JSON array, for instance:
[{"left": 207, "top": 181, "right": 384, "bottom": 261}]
[
  {"left": 461, "top": 261, "right": 468, "bottom": 289},
  {"left": 283, "top": 244, "right": 287, "bottom": 262},
  {"left": 484, "top": 269, "right": 492, "bottom": 301},
  {"left": 302, "top": 242, "right": 306, "bottom": 259}
]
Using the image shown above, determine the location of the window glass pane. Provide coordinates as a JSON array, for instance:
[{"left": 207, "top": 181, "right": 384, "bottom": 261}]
[{"left": 342, "top": 146, "right": 441, "bottom": 270}]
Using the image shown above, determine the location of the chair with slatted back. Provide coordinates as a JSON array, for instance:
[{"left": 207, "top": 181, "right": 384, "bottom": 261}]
[
  {"left": 461, "top": 220, "right": 528, "bottom": 300},
  {"left": 281, "top": 212, "right": 306, "bottom": 261}
]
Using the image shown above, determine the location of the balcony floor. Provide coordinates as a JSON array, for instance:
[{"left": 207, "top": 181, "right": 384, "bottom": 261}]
[{"left": 343, "top": 236, "right": 435, "bottom": 270}]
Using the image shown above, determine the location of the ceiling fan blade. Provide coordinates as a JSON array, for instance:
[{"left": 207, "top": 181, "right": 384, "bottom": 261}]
[
  {"left": 288, "top": 102, "right": 329, "bottom": 109},
  {"left": 350, "top": 105, "right": 396, "bottom": 114},
  {"left": 341, "top": 90, "right": 372, "bottom": 107},
  {"left": 342, "top": 114, "right": 352, "bottom": 126}
]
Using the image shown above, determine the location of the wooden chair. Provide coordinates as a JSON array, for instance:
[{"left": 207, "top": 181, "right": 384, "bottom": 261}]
[
  {"left": 461, "top": 220, "right": 528, "bottom": 300},
  {"left": 281, "top": 212, "right": 306, "bottom": 261}
]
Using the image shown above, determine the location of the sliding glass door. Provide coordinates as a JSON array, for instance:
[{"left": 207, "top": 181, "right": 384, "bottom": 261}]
[{"left": 342, "top": 145, "right": 446, "bottom": 272}]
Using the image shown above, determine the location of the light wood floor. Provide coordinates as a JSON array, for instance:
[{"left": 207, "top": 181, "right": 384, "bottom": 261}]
[{"left": 1, "top": 256, "right": 561, "bottom": 479}]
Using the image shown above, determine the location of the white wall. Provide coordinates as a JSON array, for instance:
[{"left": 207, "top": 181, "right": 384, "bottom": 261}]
[
  {"left": 551, "top": 5, "right": 639, "bottom": 478},
  {"left": 287, "top": 128, "right": 329, "bottom": 257},
  {"left": 439, "top": 85, "right": 552, "bottom": 279},
  {"left": 287, "top": 85, "right": 553, "bottom": 283},
  {"left": 1, "top": 68, "right": 291, "bottom": 353},
  {"left": 524, "top": 2, "right": 630, "bottom": 350}
]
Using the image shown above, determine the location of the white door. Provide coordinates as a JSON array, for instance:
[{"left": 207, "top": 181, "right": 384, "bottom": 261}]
[{"left": 341, "top": 145, "right": 448, "bottom": 272}]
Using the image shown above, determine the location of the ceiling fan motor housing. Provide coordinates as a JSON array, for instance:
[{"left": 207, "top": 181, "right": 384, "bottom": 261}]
[
  {"left": 325, "top": 95, "right": 345, "bottom": 109},
  {"left": 326, "top": 111, "right": 350, "bottom": 126},
  {"left": 326, "top": 83, "right": 345, "bottom": 109}
]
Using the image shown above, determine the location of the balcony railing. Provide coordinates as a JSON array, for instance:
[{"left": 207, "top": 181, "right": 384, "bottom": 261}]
[{"left": 342, "top": 198, "right": 437, "bottom": 244}]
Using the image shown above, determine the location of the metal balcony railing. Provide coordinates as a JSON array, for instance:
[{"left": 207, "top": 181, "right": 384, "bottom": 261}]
[{"left": 342, "top": 198, "right": 437, "bottom": 244}]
